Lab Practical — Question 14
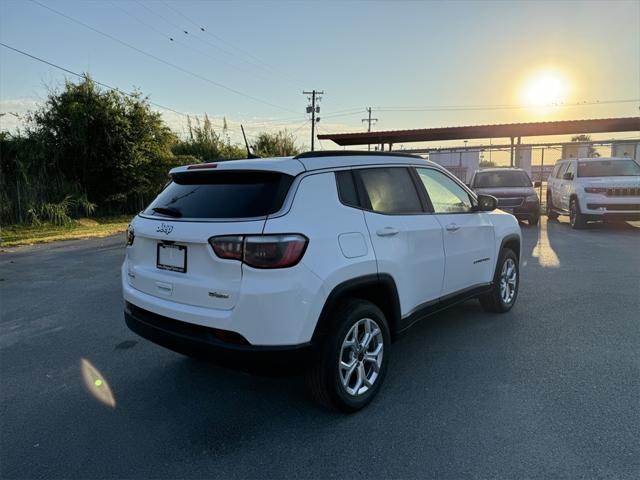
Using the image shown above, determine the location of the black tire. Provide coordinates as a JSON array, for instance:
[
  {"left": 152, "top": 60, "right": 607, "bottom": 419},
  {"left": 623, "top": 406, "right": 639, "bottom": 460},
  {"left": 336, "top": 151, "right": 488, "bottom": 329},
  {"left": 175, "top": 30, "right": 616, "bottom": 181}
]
[
  {"left": 479, "top": 248, "right": 519, "bottom": 313},
  {"left": 546, "top": 192, "right": 558, "bottom": 220},
  {"left": 306, "top": 299, "right": 390, "bottom": 412},
  {"left": 528, "top": 212, "right": 540, "bottom": 226},
  {"left": 569, "top": 197, "right": 587, "bottom": 229}
]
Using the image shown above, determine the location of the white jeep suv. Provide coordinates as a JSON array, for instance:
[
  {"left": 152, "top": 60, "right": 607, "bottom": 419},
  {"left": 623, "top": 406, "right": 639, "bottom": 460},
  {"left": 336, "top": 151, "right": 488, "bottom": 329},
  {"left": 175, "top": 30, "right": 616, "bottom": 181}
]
[
  {"left": 546, "top": 157, "right": 640, "bottom": 229},
  {"left": 122, "top": 152, "right": 521, "bottom": 411}
]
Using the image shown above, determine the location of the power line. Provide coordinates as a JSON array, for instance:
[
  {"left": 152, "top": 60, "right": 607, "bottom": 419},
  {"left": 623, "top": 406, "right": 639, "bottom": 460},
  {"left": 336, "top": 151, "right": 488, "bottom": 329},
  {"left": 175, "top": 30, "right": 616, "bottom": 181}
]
[
  {"left": 0, "top": 41, "right": 198, "bottom": 121},
  {"left": 161, "top": 0, "right": 302, "bottom": 87},
  {"left": 30, "top": 0, "right": 299, "bottom": 114},
  {"left": 373, "top": 99, "right": 640, "bottom": 112},
  {"left": 0, "top": 41, "right": 317, "bottom": 136},
  {"left": 111, "top": 1, "right": 292, "bottom": 89}
]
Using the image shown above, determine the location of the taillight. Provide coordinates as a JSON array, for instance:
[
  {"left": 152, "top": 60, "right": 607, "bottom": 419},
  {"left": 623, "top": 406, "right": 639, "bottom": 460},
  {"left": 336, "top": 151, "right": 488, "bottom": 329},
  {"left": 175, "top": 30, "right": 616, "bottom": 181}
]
[
  {"left": 584, "top": 187, "right": 607, "bottom": 193},
  {"left": 125, "top": 225, "right": 135, "bottom": 246},
  {"left": 244, "top": 235, "right": 308, "bottom": 268},
  {"left": 208, "top": 234, "right": 308, "bottom": 269},
  {"left": 209, "top": 235, "right": 243, "bottom": 260}
]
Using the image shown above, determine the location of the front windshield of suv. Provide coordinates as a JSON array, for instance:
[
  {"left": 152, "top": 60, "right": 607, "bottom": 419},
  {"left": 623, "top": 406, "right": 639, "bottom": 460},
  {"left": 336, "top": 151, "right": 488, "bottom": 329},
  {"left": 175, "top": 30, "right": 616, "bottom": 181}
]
[
  {"left": 473, "top": 170, "right": 531, "bottom": 188},
  {"left": 578, "top": 159, "right": 640, "bottom": 177}
]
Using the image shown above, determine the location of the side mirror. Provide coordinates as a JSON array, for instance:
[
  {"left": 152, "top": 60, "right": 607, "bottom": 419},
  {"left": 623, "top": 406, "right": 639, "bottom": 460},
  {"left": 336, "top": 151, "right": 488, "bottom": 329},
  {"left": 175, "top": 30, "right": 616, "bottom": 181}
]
[
  {"left": 534, "top": 181, "right": 542, "bottom": 188},
  {"left": 563, "top": 172, "right": 573, "bottom": 180},
  {"left": 475, "top": 194, "right": 497, "bottom": 212}
]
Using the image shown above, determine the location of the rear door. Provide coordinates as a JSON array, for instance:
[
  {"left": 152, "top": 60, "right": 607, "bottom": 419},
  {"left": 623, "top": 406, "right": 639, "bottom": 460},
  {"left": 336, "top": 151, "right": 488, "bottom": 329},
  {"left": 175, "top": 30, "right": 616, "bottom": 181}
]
[
  {"left": 354, "top": 167, "right": 445, "bottom": 314},
  {"left": 126, "top": 170, "right": 293, "bottom": 310},
  {"left": 559, "top": 160, "right": 577, "bottom": 210},
  {"left": 414, "top": 167, "right": 495, "bottom": 296},
  {"left": 552, "top": 161, "right": 569, "bottom": 210},
  {"left": 548, "top": 163, "right": 561, "bottom": 204}
]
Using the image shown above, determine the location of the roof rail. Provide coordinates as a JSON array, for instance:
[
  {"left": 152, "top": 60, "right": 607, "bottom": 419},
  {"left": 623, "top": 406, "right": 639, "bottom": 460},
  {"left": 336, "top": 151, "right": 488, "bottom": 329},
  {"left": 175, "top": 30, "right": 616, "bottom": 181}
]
[{"left": 294, "top": 150, "right": 423, "bottom": 160}]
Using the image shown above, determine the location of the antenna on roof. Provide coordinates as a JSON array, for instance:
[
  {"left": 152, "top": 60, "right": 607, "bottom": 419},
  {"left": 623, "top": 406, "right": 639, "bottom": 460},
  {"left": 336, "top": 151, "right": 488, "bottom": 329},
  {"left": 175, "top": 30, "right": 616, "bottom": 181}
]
[{"left": 241, "top": 125, "right": 261, "bottom": 159}]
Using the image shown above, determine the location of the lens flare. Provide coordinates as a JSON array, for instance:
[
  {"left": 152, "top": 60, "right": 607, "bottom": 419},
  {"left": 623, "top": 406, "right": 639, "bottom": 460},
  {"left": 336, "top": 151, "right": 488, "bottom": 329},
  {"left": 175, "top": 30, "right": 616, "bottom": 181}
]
[
  {"left": 81, "top": 358, "right": 116, "bottom": 408},
  {"left": 522, "top": 69, "right": 570, "bottom": 107}
]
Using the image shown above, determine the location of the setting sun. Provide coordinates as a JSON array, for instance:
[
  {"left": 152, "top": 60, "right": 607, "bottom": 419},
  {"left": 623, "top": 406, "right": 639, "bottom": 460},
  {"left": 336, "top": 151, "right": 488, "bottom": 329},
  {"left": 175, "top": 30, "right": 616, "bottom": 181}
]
[{"left": 523, "top": 69, "right": 570, "bottom": 107}]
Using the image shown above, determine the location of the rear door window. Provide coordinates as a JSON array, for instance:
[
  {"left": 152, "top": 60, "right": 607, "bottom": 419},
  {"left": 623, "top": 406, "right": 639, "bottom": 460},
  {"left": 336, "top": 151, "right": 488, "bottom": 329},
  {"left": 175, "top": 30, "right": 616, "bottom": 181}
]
[
  {"left": 144, "top": 170, "right": 293, "bottom": 219},
  {"left": 355, "top": 167, "right": 424, "bottom": 214}
]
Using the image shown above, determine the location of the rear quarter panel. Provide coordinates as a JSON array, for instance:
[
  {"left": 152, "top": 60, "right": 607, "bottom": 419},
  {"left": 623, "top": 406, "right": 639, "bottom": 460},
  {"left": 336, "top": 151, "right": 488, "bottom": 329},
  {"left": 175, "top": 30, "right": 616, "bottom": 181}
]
[{"left": 263, "top": 171, "right": 378, "bottom": 342}]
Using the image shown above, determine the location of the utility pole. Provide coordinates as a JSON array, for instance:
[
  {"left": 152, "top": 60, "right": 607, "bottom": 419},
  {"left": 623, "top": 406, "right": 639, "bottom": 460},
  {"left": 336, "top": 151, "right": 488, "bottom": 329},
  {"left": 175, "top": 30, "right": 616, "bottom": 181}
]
[
  {"left": 361, "top": 107, "right": 378, "bottom": 151},
  {"left": 303, "top": 90, "right": 323, "bottom": 151}
]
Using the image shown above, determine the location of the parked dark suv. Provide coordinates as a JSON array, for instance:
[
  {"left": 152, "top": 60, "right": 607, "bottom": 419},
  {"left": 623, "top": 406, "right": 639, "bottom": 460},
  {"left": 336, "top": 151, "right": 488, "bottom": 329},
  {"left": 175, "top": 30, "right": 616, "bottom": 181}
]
[{"left": 469, "top": 168, "right": 541, "bottom": 225}]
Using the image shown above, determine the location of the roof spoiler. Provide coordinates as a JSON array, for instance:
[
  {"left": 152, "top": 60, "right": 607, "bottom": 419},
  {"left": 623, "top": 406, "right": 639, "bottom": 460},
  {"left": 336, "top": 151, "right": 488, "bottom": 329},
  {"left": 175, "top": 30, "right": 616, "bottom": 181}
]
[{"left": 294, "top": 150, "right": 423, "bottom": 160}]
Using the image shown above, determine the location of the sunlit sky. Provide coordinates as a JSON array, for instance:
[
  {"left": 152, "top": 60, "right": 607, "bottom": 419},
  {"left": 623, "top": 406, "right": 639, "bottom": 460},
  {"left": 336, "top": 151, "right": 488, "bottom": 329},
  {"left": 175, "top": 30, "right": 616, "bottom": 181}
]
[{"left": 1, "top": 0, "right": 639, "bottom": 149}]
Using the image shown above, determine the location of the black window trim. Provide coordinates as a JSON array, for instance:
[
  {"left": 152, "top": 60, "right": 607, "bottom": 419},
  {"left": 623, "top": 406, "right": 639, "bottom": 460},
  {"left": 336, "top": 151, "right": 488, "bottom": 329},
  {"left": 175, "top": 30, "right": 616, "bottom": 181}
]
[
  {"left": 334, "top": 170, "right": 362, "bottom": 209},
  {"left": 413, "top": 166, "right": 479, "bottom": 216}
]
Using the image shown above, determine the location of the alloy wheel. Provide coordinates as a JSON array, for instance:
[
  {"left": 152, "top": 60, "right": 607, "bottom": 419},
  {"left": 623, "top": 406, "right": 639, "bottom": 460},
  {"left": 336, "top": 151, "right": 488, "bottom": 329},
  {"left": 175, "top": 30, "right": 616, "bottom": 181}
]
[
  {"left": 499, "top": 258, "right": 517, "bottom": 304},
  {"left": 339, "top": 318, "right": 384, "bottom": 397}
]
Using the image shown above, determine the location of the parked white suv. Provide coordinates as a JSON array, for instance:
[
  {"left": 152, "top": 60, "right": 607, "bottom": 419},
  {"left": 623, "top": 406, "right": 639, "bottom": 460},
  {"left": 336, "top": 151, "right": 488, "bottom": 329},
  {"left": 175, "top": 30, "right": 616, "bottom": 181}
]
[
  {"left": 546, "top": 157, "right": 640, "bottom": 228},
  {"left": 122, "top": 152, "right": 521, "bottom": 411}
]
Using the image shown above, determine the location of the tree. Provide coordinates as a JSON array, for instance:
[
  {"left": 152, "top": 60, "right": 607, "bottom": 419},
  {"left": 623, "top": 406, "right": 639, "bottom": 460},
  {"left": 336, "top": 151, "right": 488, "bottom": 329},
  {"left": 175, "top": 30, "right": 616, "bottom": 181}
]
[
  {"left": 1, "top": 76, "right": 305, "bottom": 226},
  {"left": 251, "top": 130, "right": 300, "bottom": 157},
  {"left": 1, "top": 75, "right": 186, "bottom": 223},
  {"left": 571, "top": 134, "right": 599, "bottom": 157},
  {"left": 172, "top": 114, "right": 245, "bottom": 161},
  {"left": 479, "top": 160, "right": 497, "bottom": 168}
]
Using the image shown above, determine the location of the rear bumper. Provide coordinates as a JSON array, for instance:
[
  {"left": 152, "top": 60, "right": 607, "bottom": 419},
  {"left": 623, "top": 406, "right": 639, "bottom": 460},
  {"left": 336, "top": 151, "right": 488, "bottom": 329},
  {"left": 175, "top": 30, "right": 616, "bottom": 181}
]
[
  {"left": 121, "top": 259, "right": 325, "bottom": 346},
  {"left": 124, "top": 302, "right": 313, "bottom": 375}
]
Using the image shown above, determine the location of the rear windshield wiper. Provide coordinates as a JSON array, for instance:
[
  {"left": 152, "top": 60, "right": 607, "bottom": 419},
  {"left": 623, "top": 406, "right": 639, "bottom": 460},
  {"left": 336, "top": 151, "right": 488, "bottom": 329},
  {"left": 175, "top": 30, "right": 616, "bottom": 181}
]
[{"left": 151, "top": 206, "right": 182, "bottom": 218}]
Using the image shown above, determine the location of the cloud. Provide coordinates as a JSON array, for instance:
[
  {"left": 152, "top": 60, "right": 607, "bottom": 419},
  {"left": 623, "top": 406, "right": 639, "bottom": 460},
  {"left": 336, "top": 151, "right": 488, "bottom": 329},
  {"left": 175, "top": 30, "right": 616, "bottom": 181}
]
[
  {"left": 153, "top": 109, "right": 354, "bottom": 150},
  {"left": 0, "top": 98, "right": 39, "bottom": 132},
  {"left": 0, "top": 98, "right": 354, "bottom": 149}
]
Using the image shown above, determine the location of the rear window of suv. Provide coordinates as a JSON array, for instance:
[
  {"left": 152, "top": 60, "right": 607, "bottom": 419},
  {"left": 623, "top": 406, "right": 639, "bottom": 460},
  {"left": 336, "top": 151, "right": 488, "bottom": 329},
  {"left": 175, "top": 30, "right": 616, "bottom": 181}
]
[{"left": 143, "top": 170, "right": 293, "bottom": 219}]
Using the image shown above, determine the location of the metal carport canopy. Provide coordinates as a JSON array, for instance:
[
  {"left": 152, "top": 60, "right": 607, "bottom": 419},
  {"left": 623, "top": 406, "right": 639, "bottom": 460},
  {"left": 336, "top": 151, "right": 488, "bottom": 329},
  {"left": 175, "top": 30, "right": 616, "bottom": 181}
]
[{"left": 317, "top": 117, "right": 640, "bottom": 146}]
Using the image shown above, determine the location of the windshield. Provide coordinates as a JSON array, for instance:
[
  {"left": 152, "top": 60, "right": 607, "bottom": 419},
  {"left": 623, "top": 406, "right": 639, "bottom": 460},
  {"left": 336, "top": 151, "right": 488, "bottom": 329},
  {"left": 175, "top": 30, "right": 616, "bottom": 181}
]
[
  {"left": 473, "top": 170, "right": 532, "bottom": 188},
  {"left": 144, "top": 170, "right": 293, "bottom": 219},
  {"left": 578, "top": 160, "right": 640, "bottom": 177}
]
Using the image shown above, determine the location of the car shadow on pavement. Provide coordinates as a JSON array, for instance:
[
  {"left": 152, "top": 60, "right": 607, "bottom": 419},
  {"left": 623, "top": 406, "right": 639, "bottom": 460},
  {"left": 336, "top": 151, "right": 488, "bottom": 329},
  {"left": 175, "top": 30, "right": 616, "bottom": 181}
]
[
  {"left": 111, "top": 300, "right": 498, "bottom": 451},
  {"left": 547, "top": 216, "right": 640, "bottom": 232}
]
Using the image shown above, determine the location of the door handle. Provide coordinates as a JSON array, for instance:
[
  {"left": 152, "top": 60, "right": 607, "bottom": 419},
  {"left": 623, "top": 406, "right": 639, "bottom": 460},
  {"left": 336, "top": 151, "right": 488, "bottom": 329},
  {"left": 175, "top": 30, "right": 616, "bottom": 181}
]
[
  {"left": 445, "top": 223, "right": 461, "bottom": 232},
  {"left": 376, "top": 227, "right": 399, "bottom": 237}
]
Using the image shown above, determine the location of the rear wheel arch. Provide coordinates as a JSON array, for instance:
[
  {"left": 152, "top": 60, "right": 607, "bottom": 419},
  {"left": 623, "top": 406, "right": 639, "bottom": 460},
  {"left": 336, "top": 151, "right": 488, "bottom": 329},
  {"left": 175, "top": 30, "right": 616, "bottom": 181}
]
[{"left": 312, "top": 274, "right": 401, "bottom": 343}]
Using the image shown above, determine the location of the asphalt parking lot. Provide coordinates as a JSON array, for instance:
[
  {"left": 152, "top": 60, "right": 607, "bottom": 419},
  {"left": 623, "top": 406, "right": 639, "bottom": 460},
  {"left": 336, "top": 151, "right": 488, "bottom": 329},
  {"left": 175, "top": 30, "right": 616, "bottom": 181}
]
[{"left": 1, "top": 217, "right": 639, "bottom": 479}]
